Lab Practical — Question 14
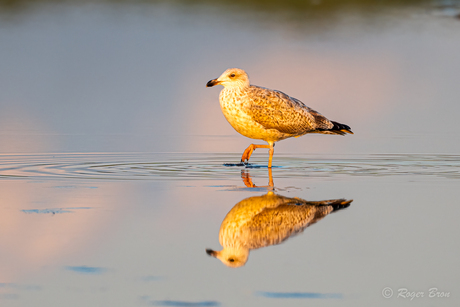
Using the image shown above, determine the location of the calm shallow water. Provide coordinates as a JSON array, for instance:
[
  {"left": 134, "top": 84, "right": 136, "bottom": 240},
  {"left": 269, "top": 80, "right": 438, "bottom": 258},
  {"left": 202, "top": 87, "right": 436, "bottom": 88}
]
[
  {"left": 1, "top": 153, "right": 459, "bottom": 306},
  {"left": 1, "top": 1, "right": 460, "bottom": 306},
  {"left": 1, "top": 153, "right": 460, "bottom": 180}
]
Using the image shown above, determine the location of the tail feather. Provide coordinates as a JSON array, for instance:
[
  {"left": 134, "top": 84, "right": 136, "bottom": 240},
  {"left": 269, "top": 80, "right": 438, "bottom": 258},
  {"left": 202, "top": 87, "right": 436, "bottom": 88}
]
[
  {"left": 327, "top": 121, "right": 353, "bottom": 135},
  {"left": 311, "top": 199, "right": 352, "bottom": 211},
  {"left": 329, "top": 199, "right": 353, "bottom": 212}
]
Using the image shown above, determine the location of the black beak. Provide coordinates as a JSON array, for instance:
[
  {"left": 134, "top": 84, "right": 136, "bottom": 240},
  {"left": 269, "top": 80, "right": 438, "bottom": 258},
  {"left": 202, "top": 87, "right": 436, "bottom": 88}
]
[
  {"left": 206, "top": 79, "right": 220, "bottom": 87},
  {"left": 206, "top": 249, "right": 217, "bottom": 257}
]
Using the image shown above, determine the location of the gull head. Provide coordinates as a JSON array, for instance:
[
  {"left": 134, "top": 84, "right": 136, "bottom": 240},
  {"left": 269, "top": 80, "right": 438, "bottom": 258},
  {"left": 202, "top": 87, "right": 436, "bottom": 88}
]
[
  {"left": 206, "top": 68, "right": 250, "bottom": 90},
  {"left": 205, "top": 247, "right": 249, "bottom": 268}
]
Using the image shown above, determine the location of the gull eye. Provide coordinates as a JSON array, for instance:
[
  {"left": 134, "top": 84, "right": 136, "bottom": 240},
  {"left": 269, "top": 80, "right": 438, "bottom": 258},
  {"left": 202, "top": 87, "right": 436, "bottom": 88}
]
[
  {"left": 230, "top": 73, "right": 236, "bottom": 78},
  {"left": 228, "top": 258, "right": 235, "bottom": 262}
]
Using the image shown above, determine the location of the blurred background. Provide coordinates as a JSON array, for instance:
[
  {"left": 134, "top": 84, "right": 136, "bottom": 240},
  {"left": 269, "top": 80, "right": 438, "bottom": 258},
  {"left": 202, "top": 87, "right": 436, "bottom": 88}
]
[{"left": 1, "top": 0, "right": 460, "bottom": 155}]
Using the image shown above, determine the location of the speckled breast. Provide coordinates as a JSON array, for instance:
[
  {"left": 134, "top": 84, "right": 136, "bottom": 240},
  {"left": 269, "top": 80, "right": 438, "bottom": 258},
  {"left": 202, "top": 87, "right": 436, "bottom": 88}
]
[{"left": 219, "top": 89, "right": 289, "bottom": 142}]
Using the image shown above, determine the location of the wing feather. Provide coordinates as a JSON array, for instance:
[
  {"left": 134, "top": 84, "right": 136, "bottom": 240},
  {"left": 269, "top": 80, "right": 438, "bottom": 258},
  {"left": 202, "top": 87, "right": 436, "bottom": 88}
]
[{"left": 243, "top": 86, "right": 333, "bottom": 134}]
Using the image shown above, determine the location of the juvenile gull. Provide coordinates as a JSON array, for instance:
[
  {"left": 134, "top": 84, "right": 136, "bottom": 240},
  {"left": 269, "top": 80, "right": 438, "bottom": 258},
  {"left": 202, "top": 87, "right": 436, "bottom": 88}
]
[
  {"left": 206, "top": 191, "right": 352, "bottom": 268},
  {"left": 206, "top": 68, "right": 353, "bottom": 167}
]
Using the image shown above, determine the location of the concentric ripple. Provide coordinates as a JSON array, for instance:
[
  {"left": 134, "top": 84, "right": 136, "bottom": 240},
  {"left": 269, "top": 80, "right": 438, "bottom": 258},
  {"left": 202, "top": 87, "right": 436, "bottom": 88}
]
[{"left": 0, "top": 153, "right": 459, "bottom": 180}]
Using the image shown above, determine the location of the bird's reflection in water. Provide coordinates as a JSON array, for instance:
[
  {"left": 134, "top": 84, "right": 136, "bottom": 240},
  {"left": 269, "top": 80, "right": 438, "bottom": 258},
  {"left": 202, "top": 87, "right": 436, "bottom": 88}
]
[{"left": 206, "top": 170, "right": 352, "bottom": 268}]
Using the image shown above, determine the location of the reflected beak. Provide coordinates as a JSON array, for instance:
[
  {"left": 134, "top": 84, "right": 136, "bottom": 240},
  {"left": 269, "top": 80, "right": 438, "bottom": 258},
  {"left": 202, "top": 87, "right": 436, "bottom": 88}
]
[
  {"left": 206, "top": 79, "right": 220, "bottom": 87},
  {"left": 206, "top": 249, "right": 217, "bottom": 257}
]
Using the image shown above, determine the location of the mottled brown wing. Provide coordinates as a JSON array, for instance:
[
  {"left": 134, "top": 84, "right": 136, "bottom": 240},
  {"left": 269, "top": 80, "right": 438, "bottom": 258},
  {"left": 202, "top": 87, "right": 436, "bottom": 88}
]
[
  {"left": 244, "top": 204, "right": 317, "bottom": 249},
  {"left": 244, "top": 86, "right": 333, "bottom": 134},
  {"left": 244, "top": 198, "right": 351, "bottom": 249}
]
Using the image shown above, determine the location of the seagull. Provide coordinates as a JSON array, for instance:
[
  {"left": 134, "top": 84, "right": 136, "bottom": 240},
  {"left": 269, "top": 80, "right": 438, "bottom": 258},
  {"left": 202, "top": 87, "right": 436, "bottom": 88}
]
[
  {"left": 206, "top": 68, "right": 353, "bottom": 167},
  {"left": 206, "top": 191, "right": 352, "bottom": 267}
]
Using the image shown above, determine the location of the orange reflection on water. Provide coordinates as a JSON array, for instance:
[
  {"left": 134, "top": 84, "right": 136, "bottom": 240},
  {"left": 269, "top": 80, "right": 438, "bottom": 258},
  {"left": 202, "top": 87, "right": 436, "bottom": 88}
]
[{"left": 0, "top": 180, "right": 124, "bottom": 282}]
